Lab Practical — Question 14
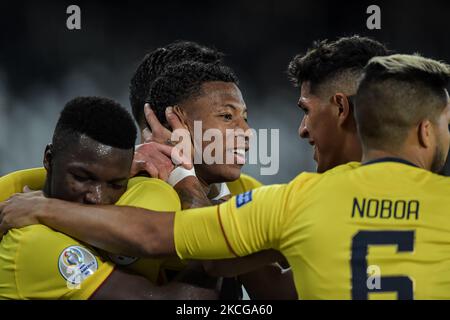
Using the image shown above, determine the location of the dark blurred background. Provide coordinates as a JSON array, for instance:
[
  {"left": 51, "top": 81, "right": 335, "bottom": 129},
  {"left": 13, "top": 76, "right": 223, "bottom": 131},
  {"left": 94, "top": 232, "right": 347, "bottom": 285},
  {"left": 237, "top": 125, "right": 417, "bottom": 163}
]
[{"left": 0, "top": 0, "right": 449, "bottom": 183}]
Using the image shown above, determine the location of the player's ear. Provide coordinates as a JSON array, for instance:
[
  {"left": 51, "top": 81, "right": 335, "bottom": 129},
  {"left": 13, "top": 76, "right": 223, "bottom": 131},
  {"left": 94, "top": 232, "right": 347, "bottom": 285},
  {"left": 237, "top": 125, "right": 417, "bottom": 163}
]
[
  {"left": 417, "top": 119, "right": 433, "bottom": 149},
  {"left": 43, "top": 144, "right": 53, "bottom": 172},
  {"left": 332, "top": 93, "right": 353, "bottom": 126},
  {"left": 172, "top": 106, "right": 190, "bottom": 130}
]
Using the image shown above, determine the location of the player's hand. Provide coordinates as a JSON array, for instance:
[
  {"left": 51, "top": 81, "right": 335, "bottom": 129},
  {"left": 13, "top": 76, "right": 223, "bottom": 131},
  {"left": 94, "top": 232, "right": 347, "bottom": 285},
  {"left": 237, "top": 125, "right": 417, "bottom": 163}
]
[
  {"left": 0, "top": 191, "right": 47, "bottom": 239},
  {"left": 142, "top": 104, "right": 185, "bottom": 145},
  {"left": 131, "top": 142, "right": 182, "bottom": 180},
  {"left": 130, "top": 105, "right": 194, "bottom": 179},
  {"left": 144, "top": 104, "right": 194, "bottom": 165}
]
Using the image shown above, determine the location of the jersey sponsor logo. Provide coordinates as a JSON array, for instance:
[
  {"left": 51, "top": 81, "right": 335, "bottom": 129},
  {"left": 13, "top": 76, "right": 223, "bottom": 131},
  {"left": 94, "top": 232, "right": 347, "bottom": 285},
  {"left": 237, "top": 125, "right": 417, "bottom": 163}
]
[
  {"left": 236, "top": 191, "right": 252, "bottom": 208},
  {"left": 58, "top": 246, "right": 99, "bottom": 286},
  {"left": 107, "top": 253, "right": 138, "bottom": 266}
]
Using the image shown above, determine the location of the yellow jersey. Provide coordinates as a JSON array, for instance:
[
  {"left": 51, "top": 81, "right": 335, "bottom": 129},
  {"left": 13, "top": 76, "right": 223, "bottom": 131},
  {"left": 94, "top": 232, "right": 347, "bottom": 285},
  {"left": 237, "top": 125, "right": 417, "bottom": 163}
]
[
  {"left": 0, "top": 168, "right": 263, "bottom": 286},
  {"left": 175, "top": 160, "right": 450, "bottom": 299},
  {"left": 0, "top": 224, "right": 115, "bottom": 299},
  {"left": 227, "top": 173, "right": 263, "bottom": 195},
  {"left": 0, "top": 168, "right": 184, "bottom": 285},
  {"left": 0, "top": 168, "right": 46, "bottom": 202}
]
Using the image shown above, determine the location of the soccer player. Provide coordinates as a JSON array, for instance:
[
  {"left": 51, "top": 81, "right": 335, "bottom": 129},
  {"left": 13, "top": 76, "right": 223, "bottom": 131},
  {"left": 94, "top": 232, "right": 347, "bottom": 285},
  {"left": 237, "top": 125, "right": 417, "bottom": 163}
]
[
  {"left": 0, "top": 36, "right": 392, "bottom": 299},
  {"left": 287, "top": 35, "right": 391, "bottom": 173},
  {"left": 0, "top": 97, "right": 218, "bottom": 299},
  {"left": 3, "top": 54, "right": 449, "bottom": 299},
  {"left": 130, "top": 41, "right": 261, "bottom": 200},
  {"left": 137, "top": 60, "right": 298, "bottom": 299},
  {"left": 0, "top": 41, "right": 265, "bottom": 299},
  {"left": 198, "top": 35, "right": 392, "bottom": 297}
]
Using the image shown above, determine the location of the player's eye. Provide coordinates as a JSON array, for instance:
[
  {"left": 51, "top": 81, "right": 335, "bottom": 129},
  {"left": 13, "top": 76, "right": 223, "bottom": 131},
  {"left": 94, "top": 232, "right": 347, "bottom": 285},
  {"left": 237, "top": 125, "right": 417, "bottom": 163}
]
[
  {"left": 72, "top": 173, "right": 89, "bottom": 182},
  {"left": 109, "top": 182, "right": 126, "bottom": 190},
  {"left": 221, "top": 113, "right": 233, "bottom": 121}
]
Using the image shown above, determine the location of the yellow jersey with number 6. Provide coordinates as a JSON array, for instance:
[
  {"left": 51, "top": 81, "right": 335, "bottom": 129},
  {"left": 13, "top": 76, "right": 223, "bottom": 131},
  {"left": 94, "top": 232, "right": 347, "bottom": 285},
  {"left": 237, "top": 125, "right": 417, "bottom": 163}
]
[{"left": 175, "top": 160, "right": 450, "bottom": 299}]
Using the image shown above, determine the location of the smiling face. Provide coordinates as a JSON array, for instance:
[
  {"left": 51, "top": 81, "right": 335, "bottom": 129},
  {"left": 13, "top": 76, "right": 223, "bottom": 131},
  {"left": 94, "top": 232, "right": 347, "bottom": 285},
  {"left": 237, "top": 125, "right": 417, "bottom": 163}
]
[
  {"left": 180, "top": 81, "right": 251, "bottom": 184},
  {"left": 44, "top": 135, "right": 133, "bottom": 205}
]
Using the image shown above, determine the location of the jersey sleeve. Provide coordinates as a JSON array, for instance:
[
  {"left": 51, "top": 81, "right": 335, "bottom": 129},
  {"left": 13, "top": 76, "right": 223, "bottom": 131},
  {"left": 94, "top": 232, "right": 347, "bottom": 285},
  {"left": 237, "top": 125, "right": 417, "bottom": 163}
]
[
  {"left": 174, "top": 183, "right": 289, "bottom": 260},
  {"left": 9, "top": 225, "right": 115, "bottom": 300}
]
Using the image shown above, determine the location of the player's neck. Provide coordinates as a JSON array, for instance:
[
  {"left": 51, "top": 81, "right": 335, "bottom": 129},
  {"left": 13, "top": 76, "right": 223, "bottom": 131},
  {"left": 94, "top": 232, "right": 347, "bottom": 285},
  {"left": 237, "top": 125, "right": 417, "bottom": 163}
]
[
  {"left": 341, "top": 132, "right": 362, "bottom": 163},
  {"left": 362, "top": 148, "right": 427, "bottom": 169},
  {"left": 42, "top": 179, "right": 51, "bottom": 198}
]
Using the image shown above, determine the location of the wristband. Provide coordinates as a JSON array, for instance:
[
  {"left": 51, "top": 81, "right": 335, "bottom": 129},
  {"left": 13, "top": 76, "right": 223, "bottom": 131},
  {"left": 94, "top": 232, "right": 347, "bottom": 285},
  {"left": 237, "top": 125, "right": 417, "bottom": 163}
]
[
  {"left": 211, "top": 183, "right": 231, "bottom": 201},
  {"left": 167, "top": 166, "right": 196, "bottom": 187}
]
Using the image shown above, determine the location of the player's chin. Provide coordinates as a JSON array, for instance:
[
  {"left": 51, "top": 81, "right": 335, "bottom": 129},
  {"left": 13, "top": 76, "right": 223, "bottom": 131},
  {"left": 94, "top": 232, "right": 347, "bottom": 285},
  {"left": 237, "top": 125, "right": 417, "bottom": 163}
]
[{"left": 316, "top": 160, "right": 328, "bottom": 173}]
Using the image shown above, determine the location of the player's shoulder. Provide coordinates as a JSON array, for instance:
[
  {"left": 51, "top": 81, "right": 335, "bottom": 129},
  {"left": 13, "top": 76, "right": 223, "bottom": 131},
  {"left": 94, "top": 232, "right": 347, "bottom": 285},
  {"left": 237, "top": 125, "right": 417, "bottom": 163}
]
[
  {"left": 324, "top": 161, "right": 361, "bottom": 175},
  {"left": 354, "top": 161, "right": 450, "bottom": 190},
  {"left": 2, "top": 225, "right": 113, "bottom": 300},
  {"left": 239, "top": 173, "right": 264, "bottom": 188},
  {"left": 286, "top": 162, "right": 361, "bottom": 195},
  {"left": 227, "top": 173, "right": 263, "bottom": 196},
  {"left": 118, "top": 176, "right": 181, "bottom": 211},
  {"left": 418, "top": 168, "right": 450, "bottom": 193},
  {"left": 289, "top": 171, "right": 322, "bottom": 188},
  {"left": 6, "top": 224, "right": 84, "bottom": 249},
  {"left": 0, "top": 167, "right": 46, "bottom": 201},
  {"left": 2, "top": 224, "right": 99, "bottom": 276}
]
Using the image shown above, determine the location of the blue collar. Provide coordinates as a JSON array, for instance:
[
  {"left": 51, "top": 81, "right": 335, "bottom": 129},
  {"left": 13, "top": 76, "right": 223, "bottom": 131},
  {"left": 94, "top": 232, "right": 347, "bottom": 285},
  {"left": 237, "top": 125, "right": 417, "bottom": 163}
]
[{"left": 363, "top": 157, "right": 418, "bottom": 168}]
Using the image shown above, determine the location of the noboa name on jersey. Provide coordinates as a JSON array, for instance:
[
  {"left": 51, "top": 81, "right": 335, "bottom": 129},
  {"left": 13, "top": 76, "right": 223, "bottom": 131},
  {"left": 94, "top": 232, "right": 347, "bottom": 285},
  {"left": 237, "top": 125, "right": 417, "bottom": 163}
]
[{"left": 58, "top": 246, "right": 99, "bottom": 285}]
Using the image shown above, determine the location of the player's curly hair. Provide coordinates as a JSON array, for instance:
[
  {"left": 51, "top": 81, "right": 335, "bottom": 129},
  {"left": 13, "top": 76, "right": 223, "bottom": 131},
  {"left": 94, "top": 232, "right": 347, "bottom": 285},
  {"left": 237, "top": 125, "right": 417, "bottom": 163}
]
[
  {"left": 146, "top": 61, "right": 238, "bottom": 125},
  {"left": 287, "top": 35, "right": 391, "bottom": 93},
  {"left": 52, "top": 96, "right": 137, "bottom": 152},
  {"left": 129, "top": 41, "right": 224, "bottom": 127}
]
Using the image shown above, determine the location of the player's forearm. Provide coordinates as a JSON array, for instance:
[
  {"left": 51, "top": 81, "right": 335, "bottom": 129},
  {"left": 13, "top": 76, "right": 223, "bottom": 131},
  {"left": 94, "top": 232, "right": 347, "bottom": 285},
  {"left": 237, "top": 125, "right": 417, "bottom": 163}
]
[
  {"left": 203, "top": 249, "right": 282, "bottom": 277},
  {"left": 38, "top": 198, "right": 176, "bottom": 257},
  {"left": 239, "top": 266, "right": 298, "bottom": 300},
  {"left": 174, "top": 176, "right": 212, "bottom": 209}
]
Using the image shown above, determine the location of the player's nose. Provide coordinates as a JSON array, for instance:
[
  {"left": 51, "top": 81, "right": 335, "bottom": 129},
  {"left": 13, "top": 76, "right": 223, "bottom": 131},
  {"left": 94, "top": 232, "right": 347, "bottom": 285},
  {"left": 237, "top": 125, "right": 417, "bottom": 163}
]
[
  {"left": 84, "top": 184, "right": 109, "bottom": 205},
  {"left": 237, "top": 116, "right": 250, "bottom": 132},
  {"left": 298, "top": 116, "right": 308, "bottom": 138}
]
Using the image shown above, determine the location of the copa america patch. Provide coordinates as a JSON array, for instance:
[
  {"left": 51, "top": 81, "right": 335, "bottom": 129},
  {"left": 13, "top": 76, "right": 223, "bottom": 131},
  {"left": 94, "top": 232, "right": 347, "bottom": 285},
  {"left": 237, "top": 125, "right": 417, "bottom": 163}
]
[
  {"left": 107, "top": 253, "right": 138, "bottom": 266},
  {"left": 58, "top": 246, "right": 99, "bottom": 285},
  {"left": 236, "top": 190, "right": 252, "bottom": 208}
]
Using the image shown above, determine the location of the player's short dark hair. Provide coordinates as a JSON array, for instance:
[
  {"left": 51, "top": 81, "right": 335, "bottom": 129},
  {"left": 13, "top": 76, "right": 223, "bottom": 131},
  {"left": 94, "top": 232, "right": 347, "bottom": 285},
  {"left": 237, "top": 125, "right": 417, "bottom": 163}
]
[
  {"left": 129, "top": 41, "right": 224, "bottom": 127},
  {"left": 146, "top": 61, "right": 238, "bottom": 125},
  {"left": 287, "top": 35, "right": 391, "bottom": 95},
  {"left": 52, "top": 96, "right": 137, "bottom": 153},
  {"left": 355, "top": 54, "right": 450, "bottom": 150}
]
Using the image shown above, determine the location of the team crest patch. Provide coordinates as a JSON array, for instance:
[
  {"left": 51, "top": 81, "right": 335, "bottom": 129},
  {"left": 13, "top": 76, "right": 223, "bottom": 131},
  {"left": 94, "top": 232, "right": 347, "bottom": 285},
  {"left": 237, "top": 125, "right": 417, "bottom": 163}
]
[
  {"left": 107, "top": 253, "right": 138, "bottom": 266},
  {"left": 58, "top": 246, "right": 98, "bottom": 285},
  {"left": 236, "top": 191, "right": 252, "bottom": 208}
]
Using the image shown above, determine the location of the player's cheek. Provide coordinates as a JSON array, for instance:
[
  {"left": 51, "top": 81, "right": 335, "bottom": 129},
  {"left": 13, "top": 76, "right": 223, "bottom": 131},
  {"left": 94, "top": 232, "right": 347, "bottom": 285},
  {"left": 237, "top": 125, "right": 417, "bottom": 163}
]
[{"left": 110, "top": 187, "right": 127, "bottom": 203}]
